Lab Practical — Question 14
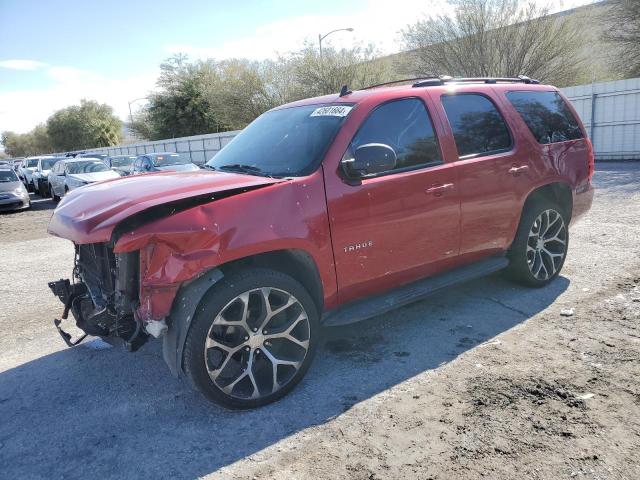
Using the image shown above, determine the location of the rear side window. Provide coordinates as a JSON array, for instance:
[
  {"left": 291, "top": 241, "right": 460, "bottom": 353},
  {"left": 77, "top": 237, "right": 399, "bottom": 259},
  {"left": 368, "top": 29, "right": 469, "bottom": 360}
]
[
  {"left": 351, "top": 98, "right": 441, "bottom": 172},
  {"left": 506, "top": 91, "right": 583, "bottom": 144},
  {"left": 441, "top": 94, "right": 511, "bottom": 158}
]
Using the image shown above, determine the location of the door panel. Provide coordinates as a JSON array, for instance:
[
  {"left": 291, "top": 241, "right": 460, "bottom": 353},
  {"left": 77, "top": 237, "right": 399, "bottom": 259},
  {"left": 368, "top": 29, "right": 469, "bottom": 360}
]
[
  {"left": 328, "top": 164, "right": 460, "bottom": 303},
  {"left": 436, "top": 92, "right": 533, "bottom": 257},
  {"left": 325, "top": 96, "right": 460, "bottom": 304}
]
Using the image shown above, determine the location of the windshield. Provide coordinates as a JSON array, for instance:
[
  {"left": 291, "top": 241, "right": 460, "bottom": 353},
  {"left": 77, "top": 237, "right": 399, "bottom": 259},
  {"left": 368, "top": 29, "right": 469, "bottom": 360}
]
[
  {"left": 0, "top": 170, "right": 18, "bottom": 182},
  {"left": 111, "top": 156, "right": 135, "bottom": 167},
  {"left": 206, "top": 104, "right": 352, "bottom": 177},
  {"left": 66, "top": 161, "right": 109, "bottom": 174},
  {"left": 26, "top": 159, "right": 38, "bottom": 167},
  {"left": 151, "top": 153, "right": 190, "bottom": 166},
  {"left": 41, "top": 158, "right": 59, "bottom": 170}
]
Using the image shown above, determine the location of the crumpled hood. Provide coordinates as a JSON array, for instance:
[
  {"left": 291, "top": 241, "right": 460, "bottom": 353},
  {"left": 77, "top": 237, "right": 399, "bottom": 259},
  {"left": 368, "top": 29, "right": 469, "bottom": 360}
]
[
  {"left": 68, "top": 171, "right": 121, "bottom": 183},
  {"left": 48, "top": 170, "right": 283, "bottom": 244}
]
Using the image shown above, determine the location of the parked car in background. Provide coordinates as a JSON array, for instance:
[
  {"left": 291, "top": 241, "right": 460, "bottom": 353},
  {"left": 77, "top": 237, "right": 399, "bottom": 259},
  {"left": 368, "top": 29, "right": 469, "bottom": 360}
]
[
  {"left": 78, "top": 152, "right": 109, "bottom": 162},
  {"left": 106, "top": 155, "right": 136, "bottom": 176},
  {"left": 130, "top": 152, "right": 199, "bottom": 175},
  {"left": 0, "top": 167, "right": 30, "bottom": 211},
  {"left": 48, "top": 157, "right": 121, "bottom": 200},
  {"left": 32, "top": 156, "right": 63, "bottom": 197},
  {"left": 47, "top": 77, "right": 594, "bottom": 408},
  {"left": 20, "top": 156, "right": 55, "bottom": 191}
]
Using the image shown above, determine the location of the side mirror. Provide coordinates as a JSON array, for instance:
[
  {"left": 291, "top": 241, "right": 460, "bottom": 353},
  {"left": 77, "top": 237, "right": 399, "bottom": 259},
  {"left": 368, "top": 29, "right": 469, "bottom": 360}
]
[{"left": 342, "top": 143, "right": 397, "bottom": 180}]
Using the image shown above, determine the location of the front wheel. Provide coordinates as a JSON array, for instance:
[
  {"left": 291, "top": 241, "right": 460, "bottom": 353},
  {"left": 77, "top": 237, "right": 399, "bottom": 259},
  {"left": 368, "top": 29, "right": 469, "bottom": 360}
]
[
  {"left": 506, "top": 199, "right": 569, "bottom": 287},
  {"left": 183, "top": 268, "right": 319, "bottom": 409}
]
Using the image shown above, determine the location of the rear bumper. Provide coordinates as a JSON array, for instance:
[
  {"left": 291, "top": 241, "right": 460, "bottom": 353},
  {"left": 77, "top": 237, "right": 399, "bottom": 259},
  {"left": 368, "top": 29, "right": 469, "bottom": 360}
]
[{"left": 571, "top": 182, "right": 594, "bottom": 225}]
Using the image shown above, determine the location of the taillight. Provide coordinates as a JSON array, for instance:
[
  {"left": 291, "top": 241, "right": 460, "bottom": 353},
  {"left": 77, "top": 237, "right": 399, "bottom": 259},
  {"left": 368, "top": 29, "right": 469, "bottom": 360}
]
[{"left": 586, "top": 138, "right": 595, "bottom": 181}]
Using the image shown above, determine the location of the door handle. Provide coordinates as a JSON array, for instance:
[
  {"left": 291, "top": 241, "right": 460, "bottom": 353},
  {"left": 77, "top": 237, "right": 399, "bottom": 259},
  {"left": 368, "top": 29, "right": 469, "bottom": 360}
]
[
  {"left": 508, "top": 165, "right": 529, "bottom": 175},
  {"left": 426, "top": 183, "right": 454, "bottom": 196}
]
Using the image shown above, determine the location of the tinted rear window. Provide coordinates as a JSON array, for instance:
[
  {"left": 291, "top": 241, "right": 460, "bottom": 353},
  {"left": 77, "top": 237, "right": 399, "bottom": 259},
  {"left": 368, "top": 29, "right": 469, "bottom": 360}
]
[
  {"left": 506, "top": 91, "right": 583, "bottom": 144},
  {"left": 441, "top": 94, "right": 511, "bottom": 157}
]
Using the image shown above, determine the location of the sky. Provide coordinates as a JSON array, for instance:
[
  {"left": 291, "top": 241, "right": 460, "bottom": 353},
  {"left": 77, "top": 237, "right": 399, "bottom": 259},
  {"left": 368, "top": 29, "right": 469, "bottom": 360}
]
[{"left": 0, "top": 0, "right": 597, "bottom": 136}]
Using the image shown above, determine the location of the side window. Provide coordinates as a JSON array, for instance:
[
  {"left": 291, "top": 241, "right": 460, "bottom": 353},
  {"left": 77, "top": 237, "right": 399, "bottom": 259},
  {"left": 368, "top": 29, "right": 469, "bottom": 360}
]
[
  {"left": 351, "top": 98, "right": 441, "bottom": 173},
  {"left": 133, "top": 158, "right": 142, "bottom": 170},
  {"left": 506, "top": 91, "right": 583, "bottom": 144},
  {"left": 441, "top": 94, "right": 511, "bottom": 158}
]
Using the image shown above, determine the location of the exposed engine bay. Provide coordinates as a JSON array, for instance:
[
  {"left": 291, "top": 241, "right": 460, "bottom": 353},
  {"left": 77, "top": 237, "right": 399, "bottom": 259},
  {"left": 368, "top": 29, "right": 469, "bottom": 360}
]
[{"left": 49, "top": 243, "right": 147, "bottom": 351}]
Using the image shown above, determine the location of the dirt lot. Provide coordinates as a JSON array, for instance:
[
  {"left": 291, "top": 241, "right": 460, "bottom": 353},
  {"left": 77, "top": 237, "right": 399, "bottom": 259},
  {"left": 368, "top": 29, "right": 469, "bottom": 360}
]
[{"left": 0, "top": 163, "right": 639, "bottom": 480}]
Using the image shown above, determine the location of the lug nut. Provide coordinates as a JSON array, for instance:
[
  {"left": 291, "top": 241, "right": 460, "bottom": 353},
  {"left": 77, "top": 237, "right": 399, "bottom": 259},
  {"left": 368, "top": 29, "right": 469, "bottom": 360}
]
[
  {"left": 245, "top": 346, "right": 250, "bottom": 351},
  {"left": 256, "top": 349, "right": 260, "bottom": 354},
  {"left": 263, "top": 329, "right": 268, "bottom": 334},
  {"left": 252, "top": 327, "right": 257, "bottom": 332},
  {"left": 245, "top": 336, "right": 249, "bottom": 340}
]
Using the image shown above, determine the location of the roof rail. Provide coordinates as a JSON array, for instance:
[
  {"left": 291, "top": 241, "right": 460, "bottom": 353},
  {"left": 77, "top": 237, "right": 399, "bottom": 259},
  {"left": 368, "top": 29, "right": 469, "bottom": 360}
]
[
  {"left": 363, "top": 77, "right": 440, "bottom": 90},
  {"left": 413, "top": 75, "right": 540, "bottom": 87}
]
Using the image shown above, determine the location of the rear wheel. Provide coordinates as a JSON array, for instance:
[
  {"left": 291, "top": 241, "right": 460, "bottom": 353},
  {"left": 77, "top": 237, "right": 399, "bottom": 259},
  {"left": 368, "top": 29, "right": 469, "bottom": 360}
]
[
  {"left": 183, "top": 268, "right": 319, "bottom": 409},
  {"left": 507, "top": 199, "right": 569, "bottom": 287}
]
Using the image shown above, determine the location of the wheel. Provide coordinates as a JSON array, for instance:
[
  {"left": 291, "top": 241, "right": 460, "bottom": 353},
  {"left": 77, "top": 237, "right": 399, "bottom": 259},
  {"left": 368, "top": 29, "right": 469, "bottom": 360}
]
[
  {"left": 183, "top": 268, "right": 319, "bottom": 409},
  {"left": 507, "top": 199, "right": 569, "bottom": 287},
  {"left": 50, "top": 183, "right": 60, "bottom": 202}
]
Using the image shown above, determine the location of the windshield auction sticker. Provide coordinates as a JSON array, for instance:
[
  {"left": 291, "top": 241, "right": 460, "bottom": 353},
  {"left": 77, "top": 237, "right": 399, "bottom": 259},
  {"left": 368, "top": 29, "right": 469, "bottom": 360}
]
[{"left": 310, "top": 105, "right": 353, "bottom": 117}]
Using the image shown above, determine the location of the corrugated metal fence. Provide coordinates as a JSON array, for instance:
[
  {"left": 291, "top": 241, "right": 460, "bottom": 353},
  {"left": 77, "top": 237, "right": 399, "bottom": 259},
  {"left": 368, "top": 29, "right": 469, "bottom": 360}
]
[
  {"left": 82, "top": 131, "right": 241, "bottom": 165},
  {"left": 81, "top": 77, "right": 640, "bottom": 163},
  {"left": 562, "top": 77, "right": 640, "bottom": 161}
]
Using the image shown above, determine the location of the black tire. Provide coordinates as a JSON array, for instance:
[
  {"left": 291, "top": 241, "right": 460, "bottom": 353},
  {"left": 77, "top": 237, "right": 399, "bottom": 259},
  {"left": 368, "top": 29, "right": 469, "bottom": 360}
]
[
  {"left": 506, "top": 198, "right": 570, "bottom": 287},
  {"left": 183, "top": 268, "right": 320, "bottom": 409}
]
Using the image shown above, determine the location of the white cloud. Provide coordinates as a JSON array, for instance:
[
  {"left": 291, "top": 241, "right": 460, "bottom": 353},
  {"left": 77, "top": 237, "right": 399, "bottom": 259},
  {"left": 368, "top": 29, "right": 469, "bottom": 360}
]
[
  {"left": 0, "top": 59, "right": 49, "bottom": 70},
  {"left": 0, "top": 65, "right": 157, "bottom": 134}
]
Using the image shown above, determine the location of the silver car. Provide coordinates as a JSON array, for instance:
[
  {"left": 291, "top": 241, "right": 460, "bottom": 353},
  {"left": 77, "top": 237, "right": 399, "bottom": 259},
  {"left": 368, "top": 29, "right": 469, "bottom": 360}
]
[
  {"left": 48, "top": 158, "right": 121, "bottom": 200},
  {"left": 19, "top": 156, "right": 56, "bottom": 191},
  {"left": 32, "top": 156, "right": 63, "bottom": 197},
  {"left": 0, "top": 168, "right": 30, "bottom": 212}
]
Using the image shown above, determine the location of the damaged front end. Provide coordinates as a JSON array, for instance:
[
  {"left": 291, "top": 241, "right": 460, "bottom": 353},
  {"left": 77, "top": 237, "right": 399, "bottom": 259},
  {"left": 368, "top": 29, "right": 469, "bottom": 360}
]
[{"left": 49, "top": 243, "right": 148, "bottom": 351}]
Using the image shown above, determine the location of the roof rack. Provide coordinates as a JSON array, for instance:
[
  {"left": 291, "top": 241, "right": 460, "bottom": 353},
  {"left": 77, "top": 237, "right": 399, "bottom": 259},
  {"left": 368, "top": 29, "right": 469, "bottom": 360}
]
[
  {"left": 363, "top": 75, "right": 540, "bottom": 90},
  {"left": 363, "top": 77, "right": 441, "bottom": 90},
  {"left": 413, "top": 75, "right": 539, "bottom": 87}
]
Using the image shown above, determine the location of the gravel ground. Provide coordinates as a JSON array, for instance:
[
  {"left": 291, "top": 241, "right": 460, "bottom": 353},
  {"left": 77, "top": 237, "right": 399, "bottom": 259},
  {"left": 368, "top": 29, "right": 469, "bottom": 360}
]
[{"left": 0, "top": 163, "right": 639, "bottom": 480}]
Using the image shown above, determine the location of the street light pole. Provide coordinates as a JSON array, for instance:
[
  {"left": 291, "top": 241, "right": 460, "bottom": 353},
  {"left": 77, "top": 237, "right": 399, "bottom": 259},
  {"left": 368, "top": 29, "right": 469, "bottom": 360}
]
[
  {"left": 127, "top": 97, "right": 149, "bottom": 124},
  {"left": 318, "top": 27, "right": 354, "bottom": 60}
]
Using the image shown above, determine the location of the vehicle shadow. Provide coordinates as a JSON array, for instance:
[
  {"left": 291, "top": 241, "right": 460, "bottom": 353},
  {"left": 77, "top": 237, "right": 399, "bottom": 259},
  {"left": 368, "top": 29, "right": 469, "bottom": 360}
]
[
  {"left": 593, "top": 161, "right": 640, "bottom": 194},
  {"left": 29, "top": 193, "right": 57, "bottom": 211},
  {"left": 0, "top": 273, "right": 569, "bottom": 479}
]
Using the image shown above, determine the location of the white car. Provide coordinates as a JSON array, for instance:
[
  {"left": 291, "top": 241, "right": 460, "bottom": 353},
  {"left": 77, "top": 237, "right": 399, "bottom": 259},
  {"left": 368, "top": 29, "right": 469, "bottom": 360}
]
[
  {"left": 32, "top": 156, "right": 63, "bottom": 197},
  {"left": 48, "top": 158, "right": 121, "bottom": 200},
  {"left": 20, "top": 156, "right": 56, "bottom": 191}
]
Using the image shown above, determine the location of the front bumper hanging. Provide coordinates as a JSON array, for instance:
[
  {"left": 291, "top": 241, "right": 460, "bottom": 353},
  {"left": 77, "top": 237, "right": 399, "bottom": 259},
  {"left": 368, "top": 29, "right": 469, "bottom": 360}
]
[{"left": 48, "top": 278, "right": 89, "bottom": 347}]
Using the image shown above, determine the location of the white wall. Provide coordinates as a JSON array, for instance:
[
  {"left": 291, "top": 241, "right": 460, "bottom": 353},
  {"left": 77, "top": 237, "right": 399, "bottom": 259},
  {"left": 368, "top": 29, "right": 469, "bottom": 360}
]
[{"left": 562, "top": 77, "right": 640, "bottom": 160}]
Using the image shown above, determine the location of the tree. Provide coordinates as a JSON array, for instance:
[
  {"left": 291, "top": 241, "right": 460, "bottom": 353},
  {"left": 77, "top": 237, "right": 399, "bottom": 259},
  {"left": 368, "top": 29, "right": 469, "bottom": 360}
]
[
  {"left": 46, "top": 99, "right": 122, "bottom": 151},
  {"left": 130, "top": 55, "right": 221, "bottom": 140},
  {"left": 604, "top": 0, "right": 640, "bottom": 77},
  {"left": 288, "top": 43, "right": 394, "bottom": 98},
  {"left": 1, "top": 126, "right": 53, "bottom": 157},
  {"left": 131, "top": 45, "right": 396, "bottom": 140},
  {"left": 400, "top": 0, "right": 587, "bottom": 86}
]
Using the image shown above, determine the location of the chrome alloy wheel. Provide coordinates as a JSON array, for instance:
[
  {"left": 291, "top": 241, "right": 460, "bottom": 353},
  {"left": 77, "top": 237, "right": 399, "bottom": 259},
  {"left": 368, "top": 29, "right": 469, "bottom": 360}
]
[
  {"left": 526, "top": 209, "right": 567, "bottom": 281},
  {"left": 204, "top": 287, "right": 310, "bottom": 400}
]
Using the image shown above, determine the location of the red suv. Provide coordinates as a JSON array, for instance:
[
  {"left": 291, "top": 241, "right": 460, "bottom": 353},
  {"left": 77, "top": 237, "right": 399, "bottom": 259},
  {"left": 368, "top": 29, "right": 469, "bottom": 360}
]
[{"left": 48, "top": 77, "right": 594, "bottom": 408}]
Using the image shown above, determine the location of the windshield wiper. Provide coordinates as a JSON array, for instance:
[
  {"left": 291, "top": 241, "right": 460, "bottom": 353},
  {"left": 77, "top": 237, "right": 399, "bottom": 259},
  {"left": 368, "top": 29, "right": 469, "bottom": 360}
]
[
  {"left": 217, "top": 164, "right": 271, "bottom": 177},
  {"left": 201, "top": 164, "right": 217, "bottom": 171}
]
